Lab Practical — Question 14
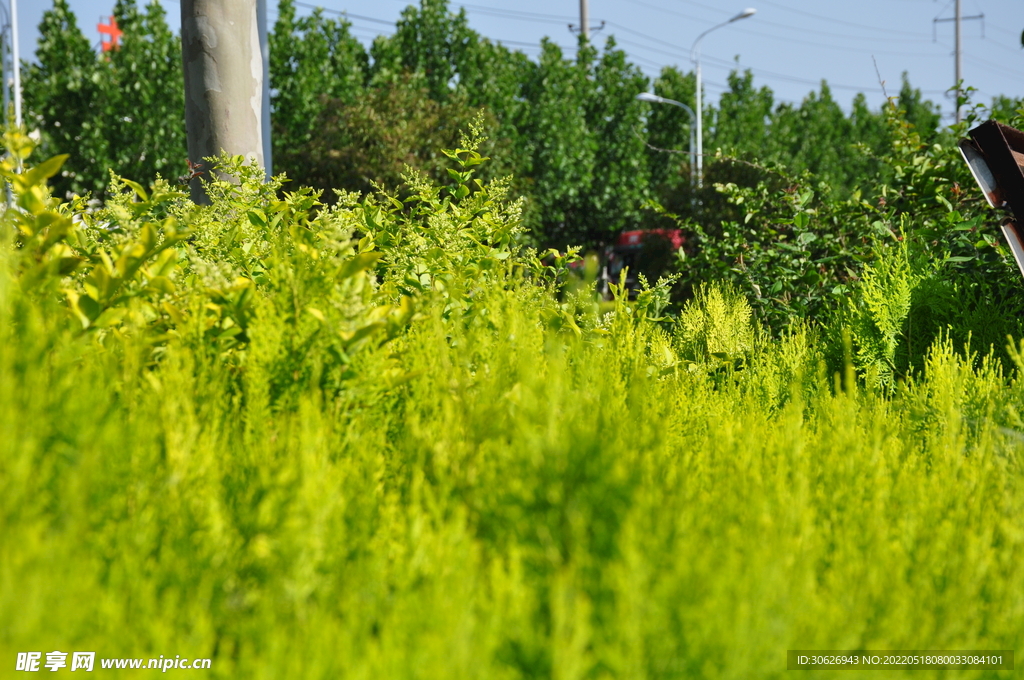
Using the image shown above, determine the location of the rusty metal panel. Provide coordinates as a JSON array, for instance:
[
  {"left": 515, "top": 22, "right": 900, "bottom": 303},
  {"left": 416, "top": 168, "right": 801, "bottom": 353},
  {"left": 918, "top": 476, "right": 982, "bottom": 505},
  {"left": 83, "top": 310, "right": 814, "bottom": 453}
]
[
  {"left": 959, "top": 120, "right": 1024, "bottom": 280},
  {"left": 966, "top": 120, "right": 1024, "bottom": 221}
]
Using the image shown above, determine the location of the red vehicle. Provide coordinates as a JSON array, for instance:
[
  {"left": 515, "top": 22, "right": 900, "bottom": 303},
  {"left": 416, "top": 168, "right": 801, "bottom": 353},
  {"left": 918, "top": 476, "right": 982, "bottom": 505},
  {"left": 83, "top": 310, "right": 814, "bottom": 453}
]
[{"left": 600, "top": 228, "right": 685, "bottom": 298}]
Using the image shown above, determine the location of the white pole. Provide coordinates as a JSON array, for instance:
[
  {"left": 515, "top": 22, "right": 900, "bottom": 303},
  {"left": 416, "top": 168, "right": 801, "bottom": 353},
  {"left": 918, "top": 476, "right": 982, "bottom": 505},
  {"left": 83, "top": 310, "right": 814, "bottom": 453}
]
[
  {"left": 181, "top": 0, "right": 265, "bottom": 203},
  {"left": 0, "top": 1, "right": 8, "bottom": 204},
  {"left": 0, "top": 2, "right": 9, "bottom": 123},
  {"left": 10, "top": 0, "right": 19, "bottom": 128},
  {"left": 580, "top": 0, "right": 589, "bottom": 41},
  {"left": 258, "top": 0, "right": 271, "bottom": 176},
  {"left": 954, "top": 0, "right": 962, "bottom": 124},
  {"left": 695, "top": 57, "right": 703, "bottom": 188}
]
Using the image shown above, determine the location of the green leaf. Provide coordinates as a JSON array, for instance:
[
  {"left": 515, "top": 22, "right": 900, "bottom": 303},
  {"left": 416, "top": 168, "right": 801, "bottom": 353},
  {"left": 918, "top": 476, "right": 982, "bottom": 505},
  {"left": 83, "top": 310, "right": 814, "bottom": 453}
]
[
  {"left": 797, "top": 231, "right": 816, "bottom": 246},
  {"left": 92, "top": 307, "right": 128, "bottom": 328},
  {"left": 247, "top": 209, "right": 268, "bottom": 228},
  {"left": 121, "top": 178, "right": 149, "bottom": 202},
  {"left": 338, "top": 252, "right": 382, "bottom": 279},
  {"left": 23, "top": 155, "right": 70, "bottom": 187}
]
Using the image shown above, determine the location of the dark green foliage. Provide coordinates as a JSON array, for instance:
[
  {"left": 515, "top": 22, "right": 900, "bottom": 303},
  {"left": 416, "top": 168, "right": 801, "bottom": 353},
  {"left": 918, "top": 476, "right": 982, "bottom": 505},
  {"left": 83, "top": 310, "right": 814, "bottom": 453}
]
[
  {"left": 377, "top": 0, "right": 474, "bottom": 102},
  {"left": 268, "top": 0, "right": 368, "bottom": 159},
  {"left": 24, "top": 0, "right": 184, "bottom": 199},
  {"left": 645, "top": 66, "right": 697, "bottom": 194},
  {"left": 513, "top": 40, "right": 598, "bottom": 246},
  {"left": 709, "top": 69, "right": 776, "bottom": 161},
  {"left": 280, "top": 79, "right": 487, "bottom": 199},
  {"left": 897, "top": 72, "right": 941, "bottom": 143},
  {"left": 21, "top": 0, "right": 99, "bottom": 197},
  {"left": 655, "top": 93, "right": 1024, "bottom": 388},
  {"left": 581, "top": 38, "right": 652, "bottom": 241},
  {"left": 26, "top": 0, "right": 954, "bottom": 255}
]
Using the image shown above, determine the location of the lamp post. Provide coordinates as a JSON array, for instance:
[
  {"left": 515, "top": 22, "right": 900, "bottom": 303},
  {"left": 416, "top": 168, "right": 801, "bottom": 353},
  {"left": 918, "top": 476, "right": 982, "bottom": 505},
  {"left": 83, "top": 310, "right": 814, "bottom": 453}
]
[
  {"left": 635, "top": 92, "right": 697, "bottom": 185},
  {"left": 691, "top": 7, "right": 755, "bottom": 187}
]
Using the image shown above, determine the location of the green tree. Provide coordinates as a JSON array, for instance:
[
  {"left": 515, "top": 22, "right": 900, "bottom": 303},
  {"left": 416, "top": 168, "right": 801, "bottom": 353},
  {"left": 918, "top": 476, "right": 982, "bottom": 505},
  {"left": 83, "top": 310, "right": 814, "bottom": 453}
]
[
  {"left": 645, "top": 66, "right": 696, "bottom": 190},
  {"left": 23, "top": 0, "right": 106, "bottom": 198},
  {"left": 896, "top": 72, "right": 941, "bottom": 141},
  {"left": 710, "top": 69, "right": 774, "bottom": 157},
  {"left": 516, "top": 39, "right": 597, "bottom": 247},
  {"left": 376, "top": 0, "right": 474, "bottom": 101},
  {"left": 283, "top": 78, "right": 485, "bottom": 198},
  {"left": 269, "top": 0, "right": 368, "bottom": 163},
  {"left": 24, "top": 0, "right": 184, "bottom": 198},
  {"left": 580, "top": 37, "right": 652, "bottom": 242},
  {"left": 453, "top": 35, "right": 533, "bottom": 183},
  {"left": 987, "top": 95, "right": 1024, "bottom": 123},
  {"left": 767, "top": 82, "right": 859, "bottom": 192},
  {"left": 106, "top": 0, "right": 185, "bottom": 187}
]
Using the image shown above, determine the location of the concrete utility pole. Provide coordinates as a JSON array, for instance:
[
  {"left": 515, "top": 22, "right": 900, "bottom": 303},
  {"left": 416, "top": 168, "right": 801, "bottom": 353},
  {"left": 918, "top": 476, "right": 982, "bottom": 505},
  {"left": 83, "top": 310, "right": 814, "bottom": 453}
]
[
  {"left": 10, "top": 0, "right": 20, "bottom": 128},
  {"left": 180, "top": 0, "right": 265, "bottom": 203},
  {"left": 257, "top": 0, "right": 271, "bottom": 176},
  {"left": 955, "top": 0, "right": 962, "bottom": 124},
  {"left": 580, "top": 0, "right": 589, "bottom": 41},
  {"left": 934, "top": 0, "right": 982, "bottom": 125},
  {"left": 0, "top": 2, "right": 10, "bottom": 126}
]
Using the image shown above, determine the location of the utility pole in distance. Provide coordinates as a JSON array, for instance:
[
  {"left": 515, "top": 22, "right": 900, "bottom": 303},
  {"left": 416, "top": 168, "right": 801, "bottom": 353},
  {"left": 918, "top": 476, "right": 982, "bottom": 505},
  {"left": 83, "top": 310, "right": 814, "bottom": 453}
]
[
  {"left": 580, "top": 0, "right": 589, "bottom": 41},
  {"left": 955, "top": 0, "right": 962, "bottom": 123},
  {"left": 934, "top": 0, "right": 983, "bottom": 125},
  {"left": 10, "top": 0, "right": 20, "bottom": 128},
  {"left": 180, "top": 0, "right": 265, "bottom": 203}
]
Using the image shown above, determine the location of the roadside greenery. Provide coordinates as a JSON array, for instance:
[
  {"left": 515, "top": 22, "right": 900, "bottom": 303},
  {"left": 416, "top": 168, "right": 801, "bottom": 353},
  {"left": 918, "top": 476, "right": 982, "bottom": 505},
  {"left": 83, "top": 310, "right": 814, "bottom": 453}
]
[
  {"left": 23, "top": 0, "right": 1024, "bottom": 362},
  {"left": 10, "top": 1, "right": 1024, "bottom": 676},
  {"left": 25, "top": 0, "right": 993, "bottom": 246},
  {"left": 4, "top": 124, "right": 1024, "bottom": 677}
]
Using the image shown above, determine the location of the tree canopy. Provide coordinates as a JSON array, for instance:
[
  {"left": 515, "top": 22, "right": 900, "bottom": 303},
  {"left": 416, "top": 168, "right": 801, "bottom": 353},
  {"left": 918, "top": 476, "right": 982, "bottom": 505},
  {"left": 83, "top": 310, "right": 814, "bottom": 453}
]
[{"left": 22, "top": 0, "right": 1019, "bottom": 255}]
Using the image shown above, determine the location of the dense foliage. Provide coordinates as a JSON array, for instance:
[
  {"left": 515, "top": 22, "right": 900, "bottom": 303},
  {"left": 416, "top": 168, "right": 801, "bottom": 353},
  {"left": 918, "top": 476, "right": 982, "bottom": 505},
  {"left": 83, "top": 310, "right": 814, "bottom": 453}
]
[
  {"left": 24, "top": 0, "right": 185, "bottom": 200},
  {"left": 11, "top": 0, "right": 1024, "bottom": 674},
  {"left": 24, "top": 0, "right": 976, "bottom": 244},
  {"left": 4, "top": 129, "right": 1024, "bottom": 677},
  {"left": 23, "top": 0, "right": 1024, "bottom": 352}
]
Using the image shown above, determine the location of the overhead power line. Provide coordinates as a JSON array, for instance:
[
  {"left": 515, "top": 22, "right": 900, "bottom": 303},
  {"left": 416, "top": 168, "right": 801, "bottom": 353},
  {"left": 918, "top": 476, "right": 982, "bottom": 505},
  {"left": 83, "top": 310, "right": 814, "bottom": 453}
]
[
  {"left": 455, "top": 3, "right": 577, "bottom": 23},
  {"left": 603, "top": 22, "right": 948, "bottom": 95},
  {"left": 606, "top": 18, "right": 943, "bottom": 59},
  {"left": 452, "top": 5, "right": 572, "bottom": 26},
  {"left": 291, "top": 1, "right": 393, "bottom": 25},
  {"left": 753, "top": 0, "right": 932, "bottom": 38},
  {"left": 677, "top": 0, "right": 934, "bottom": 41}
]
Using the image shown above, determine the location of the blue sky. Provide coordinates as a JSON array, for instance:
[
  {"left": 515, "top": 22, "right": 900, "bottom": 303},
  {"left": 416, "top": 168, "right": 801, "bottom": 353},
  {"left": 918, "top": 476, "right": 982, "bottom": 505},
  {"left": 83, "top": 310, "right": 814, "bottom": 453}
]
[{"left": 16, "top": 0, "right": 1024, "bottom": 120}]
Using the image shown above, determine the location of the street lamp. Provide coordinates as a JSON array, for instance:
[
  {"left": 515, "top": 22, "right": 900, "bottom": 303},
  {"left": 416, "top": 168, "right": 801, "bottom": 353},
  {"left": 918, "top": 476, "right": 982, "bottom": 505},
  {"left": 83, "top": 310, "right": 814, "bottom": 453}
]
[
  {"left": 691, "top": 7, "right": 755, "bottom": 186},
  {"left": 635, "top": 92, "right": 697, "bottom": 185}
]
